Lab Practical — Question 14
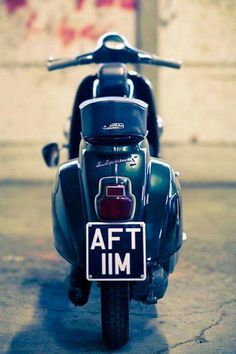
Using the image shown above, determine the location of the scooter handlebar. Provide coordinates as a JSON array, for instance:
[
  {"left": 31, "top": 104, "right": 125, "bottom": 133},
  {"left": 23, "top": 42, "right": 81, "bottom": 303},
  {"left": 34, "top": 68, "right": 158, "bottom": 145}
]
[
  {"left": 47, "top": 33, "right": 181, "bottom": 71},
  {"left": 47, "top": 54, "right": 181, "bottom": 71}
]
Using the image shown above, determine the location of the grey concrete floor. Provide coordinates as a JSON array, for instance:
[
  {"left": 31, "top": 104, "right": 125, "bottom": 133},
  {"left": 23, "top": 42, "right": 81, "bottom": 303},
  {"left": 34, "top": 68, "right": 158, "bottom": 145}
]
[{"left": 0, "top": 182, "right": 235, "bottom": 353}]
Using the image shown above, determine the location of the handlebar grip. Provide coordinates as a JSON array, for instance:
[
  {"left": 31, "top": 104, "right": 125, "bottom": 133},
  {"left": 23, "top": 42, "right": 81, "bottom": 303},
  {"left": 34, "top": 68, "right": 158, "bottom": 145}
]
[
  {"left": 138, "top": 53, "right": 181, "bottom": 69},
  {"left": 47, "top": 58, "right": 78, "bottom": 71},
  {"left": 159, "top": 60, "right": 181, "bottom": 69},
  {"left": 152, "top": 57, "right": 182, "bottom": 69}
]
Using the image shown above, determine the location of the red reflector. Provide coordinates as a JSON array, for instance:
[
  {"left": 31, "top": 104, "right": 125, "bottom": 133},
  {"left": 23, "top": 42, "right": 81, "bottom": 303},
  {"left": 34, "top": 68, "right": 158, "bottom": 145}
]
[
  {"left": 97, "top": 197, "right": 132, "bottom": 221},
  {"left": 106, "top": 185, "right": 125, "bottom": 197}
]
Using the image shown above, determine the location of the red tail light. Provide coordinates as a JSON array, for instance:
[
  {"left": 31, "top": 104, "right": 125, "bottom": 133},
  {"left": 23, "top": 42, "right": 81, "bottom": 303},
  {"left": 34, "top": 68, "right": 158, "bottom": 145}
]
[
  {"left": 95, "top": 178, "right": 135, "bottom": 221},
  {"left": 106, "top": 186, "right": 125, "bottom": 197},
  {"left": 98, "top": 196, "right": 132, "bottom": 221}
]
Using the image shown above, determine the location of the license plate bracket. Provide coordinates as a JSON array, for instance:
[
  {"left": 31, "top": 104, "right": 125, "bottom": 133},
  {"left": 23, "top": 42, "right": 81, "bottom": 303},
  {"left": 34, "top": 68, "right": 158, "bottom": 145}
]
[{"left": 86, "top": 222, "right": 146, "bottom": 281}]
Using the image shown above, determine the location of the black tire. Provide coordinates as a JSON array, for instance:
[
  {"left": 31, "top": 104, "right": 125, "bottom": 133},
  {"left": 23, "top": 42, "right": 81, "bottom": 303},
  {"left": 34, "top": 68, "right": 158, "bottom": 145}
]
[{"left": 101, "top": 282, "right": 129, "bottom": 349}]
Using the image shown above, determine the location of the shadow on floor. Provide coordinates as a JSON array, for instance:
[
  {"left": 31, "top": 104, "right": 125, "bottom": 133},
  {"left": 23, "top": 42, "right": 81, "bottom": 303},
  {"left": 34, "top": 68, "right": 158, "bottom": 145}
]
[{"left": 6, "top": 266, "right": 169, "bottom": 353}]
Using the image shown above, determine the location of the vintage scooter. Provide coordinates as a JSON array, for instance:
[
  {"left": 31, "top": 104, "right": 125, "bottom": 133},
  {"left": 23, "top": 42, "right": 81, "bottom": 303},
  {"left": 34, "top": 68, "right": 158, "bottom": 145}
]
[{"left": 42, "top": 33, "right": 184, "bottom": 349}]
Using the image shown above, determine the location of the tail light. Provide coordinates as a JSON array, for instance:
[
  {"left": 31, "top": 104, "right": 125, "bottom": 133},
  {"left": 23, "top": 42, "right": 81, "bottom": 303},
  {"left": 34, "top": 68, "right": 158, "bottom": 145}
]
[{"left": 95, "top": 177, "right": 135, "bottom": 221}]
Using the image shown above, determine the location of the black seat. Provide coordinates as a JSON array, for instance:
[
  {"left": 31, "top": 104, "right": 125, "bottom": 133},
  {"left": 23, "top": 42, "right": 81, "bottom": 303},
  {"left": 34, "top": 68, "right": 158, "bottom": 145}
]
[{"left": 96, "top": 63, "right": 129, "bottom": 97}]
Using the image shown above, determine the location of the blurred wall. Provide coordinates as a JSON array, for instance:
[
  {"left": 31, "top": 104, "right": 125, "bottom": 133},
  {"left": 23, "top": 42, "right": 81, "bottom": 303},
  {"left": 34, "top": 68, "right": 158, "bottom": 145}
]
[
  {"left": 0, "top": 0, "right": 235, "bottom": 145},
  {"left": 158, "top": 0, "right": 236, "bottom": 144},
  {"left": 0, "top": 0, "right": 136, "bottom": 143}
]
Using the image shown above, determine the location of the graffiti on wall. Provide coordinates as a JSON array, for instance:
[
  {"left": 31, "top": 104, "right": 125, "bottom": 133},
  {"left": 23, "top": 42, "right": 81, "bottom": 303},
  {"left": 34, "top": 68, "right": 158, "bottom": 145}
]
[
  {"left": 4, "top": 0, "right": 27, "bottom": 14},
  {"left": 4, "top": 0, "right": 137, "bottom": 14},
  {"left": 2, "top": 0, "right": 137, "bottom": 46},
  {"left": 76, "top": 0, "right": 137, "bottom": 10}
]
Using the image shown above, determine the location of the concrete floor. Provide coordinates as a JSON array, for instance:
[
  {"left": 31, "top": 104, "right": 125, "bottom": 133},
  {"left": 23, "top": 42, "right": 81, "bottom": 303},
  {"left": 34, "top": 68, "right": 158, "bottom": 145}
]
[{"left": 0, "top": 183, "right": 235, "bottom": 353}]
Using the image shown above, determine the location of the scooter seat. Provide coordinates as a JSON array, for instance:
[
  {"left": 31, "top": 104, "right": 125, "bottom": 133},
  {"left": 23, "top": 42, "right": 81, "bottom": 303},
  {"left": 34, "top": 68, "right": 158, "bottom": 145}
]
[{"left": 80, "top": 97, "right": 148, "bottom": 144}]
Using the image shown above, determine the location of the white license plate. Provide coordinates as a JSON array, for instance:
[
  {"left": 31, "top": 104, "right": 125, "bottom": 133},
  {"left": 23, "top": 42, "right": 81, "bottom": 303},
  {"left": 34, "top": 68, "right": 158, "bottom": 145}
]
[{"left": 86, "top": 222, "right": 146, "bottom": 281}]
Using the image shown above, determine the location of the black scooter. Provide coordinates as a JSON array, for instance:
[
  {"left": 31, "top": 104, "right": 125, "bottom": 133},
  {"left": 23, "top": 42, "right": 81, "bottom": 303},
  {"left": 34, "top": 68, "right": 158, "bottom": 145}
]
[{"left": 42, "top": 33, "right": 184, "bottom": 349}]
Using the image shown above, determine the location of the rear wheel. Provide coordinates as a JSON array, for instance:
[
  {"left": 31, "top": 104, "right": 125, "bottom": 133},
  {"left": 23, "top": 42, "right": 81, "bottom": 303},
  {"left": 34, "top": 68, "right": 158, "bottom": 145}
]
[{"left": 101, "top": 282, "right": 129, "bottom": 349}]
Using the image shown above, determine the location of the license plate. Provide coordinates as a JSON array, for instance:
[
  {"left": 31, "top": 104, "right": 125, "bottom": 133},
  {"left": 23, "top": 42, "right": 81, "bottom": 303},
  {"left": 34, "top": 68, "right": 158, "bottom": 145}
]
[{"left": 86, "top": 222, "right": 146, "bottom": 281}]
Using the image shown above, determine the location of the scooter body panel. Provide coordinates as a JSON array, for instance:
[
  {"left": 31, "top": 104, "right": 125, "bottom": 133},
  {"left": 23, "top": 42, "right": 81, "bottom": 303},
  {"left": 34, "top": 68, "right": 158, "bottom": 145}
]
[
  {"left": 52, "top": 138, "right": 183, "bottom": 269},
  {"left": 145, "top": 158, "right": 183, "bottom": 264},
  {"left": 52, "top": 160, "right": 86, "bottom": 266},
  {"left": 80, "top": 142, "right": 147, "bottom": 222}
]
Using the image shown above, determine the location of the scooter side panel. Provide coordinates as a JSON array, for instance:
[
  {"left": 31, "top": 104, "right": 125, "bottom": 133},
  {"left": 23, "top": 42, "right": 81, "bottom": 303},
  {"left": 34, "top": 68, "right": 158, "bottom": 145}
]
[
  {"left": 52, "top": 159, "right": 87, "bottom": 266},
  {"left": 159, "top": 171, "right": 183, "bottom": 262},
  {"left": 145, "top": 158, "right": 183, "bottom": 263}
]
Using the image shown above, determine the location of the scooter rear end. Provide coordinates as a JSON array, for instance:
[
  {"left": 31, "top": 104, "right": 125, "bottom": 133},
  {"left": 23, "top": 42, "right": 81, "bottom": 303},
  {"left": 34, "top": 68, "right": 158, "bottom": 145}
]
[
  {"left": 43, "top": 33, "right": 184, "bottom": 348},
  {"left": 52, "top": 138, "right": 183, "bottom": 304}
]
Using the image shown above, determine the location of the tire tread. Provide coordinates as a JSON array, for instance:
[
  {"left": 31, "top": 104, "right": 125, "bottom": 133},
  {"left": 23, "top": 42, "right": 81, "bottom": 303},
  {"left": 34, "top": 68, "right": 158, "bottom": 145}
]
[{"left": 101, "top": 282, "right": 129, "bottom": 349}]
